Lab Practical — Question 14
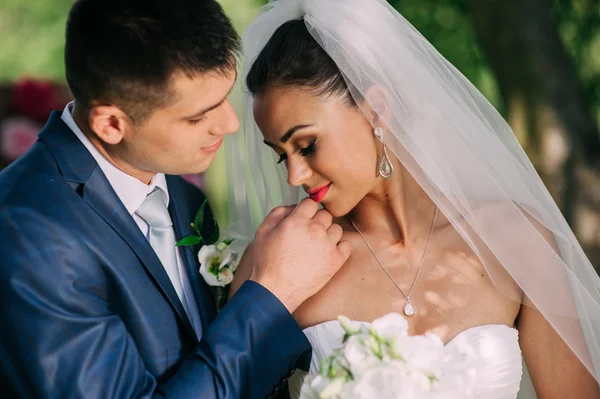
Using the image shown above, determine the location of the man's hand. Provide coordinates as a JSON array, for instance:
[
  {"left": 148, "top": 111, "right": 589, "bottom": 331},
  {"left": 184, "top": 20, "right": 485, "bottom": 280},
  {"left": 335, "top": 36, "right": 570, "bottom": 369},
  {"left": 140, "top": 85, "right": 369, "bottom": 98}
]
[{"left": 250, "top": 198, "right": 352, "bottom": 313}]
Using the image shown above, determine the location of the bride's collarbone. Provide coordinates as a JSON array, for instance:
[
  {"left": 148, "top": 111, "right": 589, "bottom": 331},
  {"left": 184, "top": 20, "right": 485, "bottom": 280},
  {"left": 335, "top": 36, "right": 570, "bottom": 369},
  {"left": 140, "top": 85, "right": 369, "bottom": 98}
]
[
  {"left": 338, "top": 236, "right": 493, "bottom": 293},
  {"left": 294, "top": 241, "right": 519, "bottom": 335}
]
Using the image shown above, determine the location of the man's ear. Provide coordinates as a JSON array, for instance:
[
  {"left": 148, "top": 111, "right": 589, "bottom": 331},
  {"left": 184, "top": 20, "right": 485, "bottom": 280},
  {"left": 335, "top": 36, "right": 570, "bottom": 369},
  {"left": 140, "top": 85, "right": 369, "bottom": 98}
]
[
  {"left": 88, "top": 105, "right": 132, "bottom": 145},
  {"left": 364, "top": 85, "right": 392, "bottom": 125}
]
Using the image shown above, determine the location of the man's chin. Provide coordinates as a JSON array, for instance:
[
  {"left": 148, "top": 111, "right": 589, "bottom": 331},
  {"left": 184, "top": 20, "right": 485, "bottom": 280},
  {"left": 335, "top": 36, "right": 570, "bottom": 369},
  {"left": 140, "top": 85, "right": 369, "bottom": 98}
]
[{"left": 179, "top": 153, "right": 215, "bottom": 175}]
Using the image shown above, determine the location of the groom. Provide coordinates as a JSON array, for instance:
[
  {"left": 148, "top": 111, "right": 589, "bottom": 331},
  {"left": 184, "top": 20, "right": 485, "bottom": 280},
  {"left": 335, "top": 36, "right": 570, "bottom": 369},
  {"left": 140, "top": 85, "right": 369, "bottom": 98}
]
[{"left": 0, "top": 0, "right": 352, "bottom": 397}]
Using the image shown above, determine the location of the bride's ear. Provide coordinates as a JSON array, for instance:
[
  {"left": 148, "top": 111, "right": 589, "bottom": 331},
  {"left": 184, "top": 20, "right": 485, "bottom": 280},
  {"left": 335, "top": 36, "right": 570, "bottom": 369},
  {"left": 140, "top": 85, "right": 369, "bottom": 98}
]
[{"left": 364, "top": 85, "right": 392, "bottom": 126}]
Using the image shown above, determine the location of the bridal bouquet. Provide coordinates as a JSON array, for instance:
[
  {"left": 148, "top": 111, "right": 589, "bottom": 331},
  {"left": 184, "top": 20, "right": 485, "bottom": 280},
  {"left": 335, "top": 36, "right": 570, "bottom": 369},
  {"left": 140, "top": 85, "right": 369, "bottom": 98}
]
[{"left": 299, "top": 313, "right": 477, "bottom": 399}]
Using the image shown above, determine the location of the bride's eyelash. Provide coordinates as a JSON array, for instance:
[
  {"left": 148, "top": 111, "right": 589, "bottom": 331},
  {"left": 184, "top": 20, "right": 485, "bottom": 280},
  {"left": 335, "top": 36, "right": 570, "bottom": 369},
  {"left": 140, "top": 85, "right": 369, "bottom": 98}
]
[
  {"left": 299, "top": 139, "right": 318, "bottom": 156},
  {"left": 276, "top": 139, "right": 318, "bottom": 164}
]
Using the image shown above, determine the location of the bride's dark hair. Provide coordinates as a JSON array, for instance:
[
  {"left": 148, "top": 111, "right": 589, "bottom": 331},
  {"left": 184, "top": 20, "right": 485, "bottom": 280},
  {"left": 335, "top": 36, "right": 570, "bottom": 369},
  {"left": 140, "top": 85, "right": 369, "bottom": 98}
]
[{"left": 246, "top": 19, "right": 356, "bottom": 106}]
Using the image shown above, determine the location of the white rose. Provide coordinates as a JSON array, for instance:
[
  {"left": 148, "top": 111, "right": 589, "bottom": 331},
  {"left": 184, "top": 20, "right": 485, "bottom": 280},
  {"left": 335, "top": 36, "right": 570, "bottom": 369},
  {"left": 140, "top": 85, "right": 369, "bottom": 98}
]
[
  {"left": 218, "top": 268, "right": 234, "bottom": 285},
  {"left": 298, "top": 376, "right": 320, "bottom": 399},
  {"left": 408, "top": 370, "right": 434, "bottom": 391},
  {"left": 299, "top": 376, "right": 346, "bottom": 399},
  {"left": 370, "top": 312, "right": 409, "bottom": 340},
  {"left": 319, "top": 350, "right": 351, "bottom": 379},
  {"left": 198, "top": 245, "right": 222, "bottom": 286},
  {"left": 363, "top": 335, "right": 382, "bottom": 357},
  {"left": 343, "top": 335, "right": 379, "bottom": 377},
  {"left": 338, "top": 315, "right": 361, "bottom": 335},
  {"left": 198, "top": 245, "right": 233, "bottom": 287},
  {"left": 318, "top": 377, "right": 346, "bottom": 399},
  {"left": 218, "top": 249, "right": 233, "bottom": 270},
  {"left": 228, "top": 257, "right": 240, "bottom": 273},
  {"left": 350, "top": 365, "right": 416, "bottom": 399},
  {"left": 393, "top": 333, "right": 444, "bottom": 377}
]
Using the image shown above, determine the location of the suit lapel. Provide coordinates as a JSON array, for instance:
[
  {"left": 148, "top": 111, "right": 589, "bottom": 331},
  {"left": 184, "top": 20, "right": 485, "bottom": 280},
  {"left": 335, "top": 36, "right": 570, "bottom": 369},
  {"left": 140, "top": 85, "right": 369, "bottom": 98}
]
[
  {"left": 166, "top": 175, "right": 216, "bottom": 328},
  {"left": 40, "top": 112, "right": 196, "bottom": 338},
  {"left": 83, "top": 171, "right": 196, "bottom": 336}
]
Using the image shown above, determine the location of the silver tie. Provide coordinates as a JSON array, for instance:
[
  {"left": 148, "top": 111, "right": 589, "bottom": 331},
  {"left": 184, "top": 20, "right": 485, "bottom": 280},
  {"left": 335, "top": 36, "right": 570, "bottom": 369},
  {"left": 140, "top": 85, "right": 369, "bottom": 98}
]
[{"left": 135, "top": 188, "right": 192, "bottom": 321}]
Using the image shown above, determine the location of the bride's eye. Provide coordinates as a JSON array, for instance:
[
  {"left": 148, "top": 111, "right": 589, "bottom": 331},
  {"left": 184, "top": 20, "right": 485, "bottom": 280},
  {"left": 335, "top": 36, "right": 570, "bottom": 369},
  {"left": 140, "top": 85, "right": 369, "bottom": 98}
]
[
  {"left": 299, "top": 139, "right": 318, "bottom": 157},
  {"left": 275, "top": 139, "right": 317, "bottom": 164}
]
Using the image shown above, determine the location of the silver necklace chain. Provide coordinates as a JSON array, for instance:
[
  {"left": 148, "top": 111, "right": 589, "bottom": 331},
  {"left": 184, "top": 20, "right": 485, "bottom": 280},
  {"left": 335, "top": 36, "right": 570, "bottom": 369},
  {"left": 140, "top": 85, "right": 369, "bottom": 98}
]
[{"left": 348, "top": 205, "right": 438, "bottom": 316}]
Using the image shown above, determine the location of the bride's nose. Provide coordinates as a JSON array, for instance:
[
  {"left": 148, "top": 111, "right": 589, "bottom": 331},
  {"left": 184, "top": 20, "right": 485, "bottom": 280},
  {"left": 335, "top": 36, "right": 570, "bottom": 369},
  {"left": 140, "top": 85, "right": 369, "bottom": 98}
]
[{"left": 287, "top": 157, "right": 312, "bottom": 187}]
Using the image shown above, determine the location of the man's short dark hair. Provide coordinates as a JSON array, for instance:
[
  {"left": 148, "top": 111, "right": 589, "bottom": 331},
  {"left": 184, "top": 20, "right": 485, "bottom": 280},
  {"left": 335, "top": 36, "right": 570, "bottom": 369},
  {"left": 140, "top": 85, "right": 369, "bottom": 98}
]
[{"left": 65, "top": 0, "right": 240, "bottom": 123}]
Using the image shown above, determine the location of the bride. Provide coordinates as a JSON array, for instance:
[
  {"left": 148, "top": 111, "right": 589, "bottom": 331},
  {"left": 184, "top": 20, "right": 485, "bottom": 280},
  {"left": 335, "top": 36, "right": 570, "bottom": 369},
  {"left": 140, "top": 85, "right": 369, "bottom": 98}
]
[{"left": 226, "top": 0, "right": 600, "bottom": 397}]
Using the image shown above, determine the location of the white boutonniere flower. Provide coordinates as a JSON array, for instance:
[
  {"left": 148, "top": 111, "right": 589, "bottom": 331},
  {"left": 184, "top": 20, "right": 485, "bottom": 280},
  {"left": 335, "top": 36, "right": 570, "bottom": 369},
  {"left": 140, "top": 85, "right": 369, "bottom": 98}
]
[
  {"left": 176, "top": 198, "right": 239, "bottom": 311},
  {"left": 198, "top": 242, "right": 238, "bottom": 287}
]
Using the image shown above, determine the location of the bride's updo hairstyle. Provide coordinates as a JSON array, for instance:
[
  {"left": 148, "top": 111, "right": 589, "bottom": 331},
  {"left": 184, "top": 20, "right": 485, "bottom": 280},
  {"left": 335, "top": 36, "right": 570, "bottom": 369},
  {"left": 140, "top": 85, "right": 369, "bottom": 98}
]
[{"left": 246, "top": 19, "right": 356, "bottom": 107}]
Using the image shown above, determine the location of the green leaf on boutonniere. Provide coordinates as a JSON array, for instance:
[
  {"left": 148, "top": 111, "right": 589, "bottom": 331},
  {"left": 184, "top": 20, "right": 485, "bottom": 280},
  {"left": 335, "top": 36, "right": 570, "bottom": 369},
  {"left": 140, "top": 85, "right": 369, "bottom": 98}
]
[
  {"left": 206, "top": 219, "right": 220, "bottom": 245},
  {"left": 223, "top": 238, "right": 234, "bottom": 246},
  {"left": 193, "top": 199, "right": 208, "bottom": 235},
  {"left": 176, "top": 235, "right": 203, "bottom": 247}
]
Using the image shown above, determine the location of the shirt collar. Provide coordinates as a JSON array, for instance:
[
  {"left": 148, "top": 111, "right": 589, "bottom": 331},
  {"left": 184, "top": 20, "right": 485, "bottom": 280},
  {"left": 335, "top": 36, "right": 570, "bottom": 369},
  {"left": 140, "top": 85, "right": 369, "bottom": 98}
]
[{"left": 61, "top": 102, "right": 169, "bottom": 214}]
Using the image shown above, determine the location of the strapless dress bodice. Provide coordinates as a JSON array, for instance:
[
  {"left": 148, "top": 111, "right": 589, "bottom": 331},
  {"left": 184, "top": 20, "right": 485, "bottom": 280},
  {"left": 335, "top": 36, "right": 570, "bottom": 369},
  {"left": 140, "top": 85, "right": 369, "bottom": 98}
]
[{"left": 288, "top": 320, "right": 523, "bottom": 399}]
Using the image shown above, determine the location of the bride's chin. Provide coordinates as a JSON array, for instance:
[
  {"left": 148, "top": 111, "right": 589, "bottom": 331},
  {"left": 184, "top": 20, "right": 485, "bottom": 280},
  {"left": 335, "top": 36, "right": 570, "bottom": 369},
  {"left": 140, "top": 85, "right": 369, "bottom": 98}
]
[{"left": 320, "top": 201, "right": 350, "bottom": 219}]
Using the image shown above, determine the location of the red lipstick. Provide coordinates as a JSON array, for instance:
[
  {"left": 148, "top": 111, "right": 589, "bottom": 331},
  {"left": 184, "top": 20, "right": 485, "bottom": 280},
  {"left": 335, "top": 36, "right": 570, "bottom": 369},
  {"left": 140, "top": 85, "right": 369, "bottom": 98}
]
[{"left": 308, "top": 183, "right": 332, "bottom": 202}]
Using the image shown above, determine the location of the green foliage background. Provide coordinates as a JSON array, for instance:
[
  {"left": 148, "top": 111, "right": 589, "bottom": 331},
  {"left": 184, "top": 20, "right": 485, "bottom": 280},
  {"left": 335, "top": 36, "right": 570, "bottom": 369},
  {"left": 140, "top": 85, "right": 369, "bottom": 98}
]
[
  {"left": 0, "top": 0, "right": 598, "bottom": 224},
  {"left": 2, "top": 0, "right": 597, "bottom": 120}
]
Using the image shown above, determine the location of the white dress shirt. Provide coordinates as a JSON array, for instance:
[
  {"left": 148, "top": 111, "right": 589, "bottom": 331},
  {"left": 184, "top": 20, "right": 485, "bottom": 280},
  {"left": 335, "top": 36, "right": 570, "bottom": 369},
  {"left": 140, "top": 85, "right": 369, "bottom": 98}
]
[{"left": 61, "top": 102, "right": 192, "bottom": 320}]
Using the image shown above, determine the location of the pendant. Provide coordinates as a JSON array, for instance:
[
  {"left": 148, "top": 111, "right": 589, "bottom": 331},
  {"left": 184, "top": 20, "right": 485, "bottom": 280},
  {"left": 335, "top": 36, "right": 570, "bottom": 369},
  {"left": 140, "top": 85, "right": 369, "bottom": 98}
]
[
  {"left": 378, "top": 145, "right": 394, "bottom": 179},
  {"left": 404, "top": 301, "right": 415, "bottom": 316}
]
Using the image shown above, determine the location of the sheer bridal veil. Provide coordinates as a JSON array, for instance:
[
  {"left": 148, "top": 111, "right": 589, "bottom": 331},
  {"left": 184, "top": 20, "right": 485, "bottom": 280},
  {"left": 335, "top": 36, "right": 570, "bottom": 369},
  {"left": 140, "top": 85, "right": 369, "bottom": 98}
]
[{"left": 225, "top": 0, "right": 600, "bottom": 385}]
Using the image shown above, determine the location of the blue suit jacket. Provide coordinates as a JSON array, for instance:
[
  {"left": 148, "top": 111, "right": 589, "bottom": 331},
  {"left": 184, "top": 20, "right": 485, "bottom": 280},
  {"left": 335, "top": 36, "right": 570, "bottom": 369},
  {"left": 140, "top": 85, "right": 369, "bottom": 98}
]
[{"left": 0, "top": 112, "right": 311, "bottom": 398}]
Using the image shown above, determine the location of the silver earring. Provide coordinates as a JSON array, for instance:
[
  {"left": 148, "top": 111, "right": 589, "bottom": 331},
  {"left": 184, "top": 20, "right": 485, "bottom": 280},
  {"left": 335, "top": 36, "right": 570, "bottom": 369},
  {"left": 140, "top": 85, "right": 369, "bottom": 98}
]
[{"left": 374, "top": 127, "right": 393, "bottom": 179}]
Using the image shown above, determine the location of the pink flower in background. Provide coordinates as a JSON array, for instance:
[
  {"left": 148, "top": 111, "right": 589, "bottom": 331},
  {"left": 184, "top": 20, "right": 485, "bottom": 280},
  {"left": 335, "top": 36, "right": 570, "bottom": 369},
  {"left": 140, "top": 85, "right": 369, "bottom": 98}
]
[
  {"left": 0, "top": 118, "right": 41, "bottom": 162},
  {"left": 182, "top": 173, "right": 205, "bottom": 190},
  {"left": 11, "top": 78, "right": 65, "bottom": 123}
]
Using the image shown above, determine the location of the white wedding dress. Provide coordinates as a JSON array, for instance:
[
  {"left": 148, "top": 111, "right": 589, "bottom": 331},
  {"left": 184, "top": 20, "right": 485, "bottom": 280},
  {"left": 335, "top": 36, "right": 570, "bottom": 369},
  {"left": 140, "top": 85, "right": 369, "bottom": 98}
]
[{"left": 288, "top": 320, "right": 526, "bottom": 399}]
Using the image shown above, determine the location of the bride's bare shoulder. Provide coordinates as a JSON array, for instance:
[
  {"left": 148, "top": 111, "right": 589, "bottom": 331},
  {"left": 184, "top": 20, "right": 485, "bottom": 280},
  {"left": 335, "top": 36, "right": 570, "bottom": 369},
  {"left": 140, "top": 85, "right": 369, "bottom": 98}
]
[{"left": 442, "top": 199, "right": 560, "bottom": 303}]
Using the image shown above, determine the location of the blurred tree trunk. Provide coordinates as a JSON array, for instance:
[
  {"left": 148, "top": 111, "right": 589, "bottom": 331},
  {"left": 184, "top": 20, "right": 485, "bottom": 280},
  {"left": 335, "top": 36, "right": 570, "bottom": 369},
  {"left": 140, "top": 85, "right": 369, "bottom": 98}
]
[{"left": 466, "top": 0, "right": 600, "bottom": 271}]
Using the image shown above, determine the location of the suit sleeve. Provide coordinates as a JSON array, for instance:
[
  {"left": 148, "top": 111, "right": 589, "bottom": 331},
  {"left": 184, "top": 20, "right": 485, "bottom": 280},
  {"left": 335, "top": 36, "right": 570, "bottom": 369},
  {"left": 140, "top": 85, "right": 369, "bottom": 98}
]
[{"left": 0, "top": 206, "right": 311, "bottom": 399}]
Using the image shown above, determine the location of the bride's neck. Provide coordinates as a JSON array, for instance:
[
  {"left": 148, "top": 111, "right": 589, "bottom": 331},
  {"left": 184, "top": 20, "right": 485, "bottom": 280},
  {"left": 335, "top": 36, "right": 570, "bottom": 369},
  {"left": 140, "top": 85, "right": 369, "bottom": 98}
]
[{"left": 347, "top": 164, "right": 436, "bottom": 245}]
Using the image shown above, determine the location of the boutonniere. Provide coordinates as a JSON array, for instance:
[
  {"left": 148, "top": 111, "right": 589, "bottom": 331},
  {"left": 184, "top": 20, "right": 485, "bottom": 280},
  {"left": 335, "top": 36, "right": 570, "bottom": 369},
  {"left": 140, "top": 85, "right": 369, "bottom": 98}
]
[{"left": 176, "top": 199, "right": 238, "bottom": 311}]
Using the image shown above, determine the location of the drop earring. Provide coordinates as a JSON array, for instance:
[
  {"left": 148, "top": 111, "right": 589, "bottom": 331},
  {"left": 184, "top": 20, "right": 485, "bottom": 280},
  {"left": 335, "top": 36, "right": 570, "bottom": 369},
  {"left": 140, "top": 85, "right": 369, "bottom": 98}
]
[{"left": 374, "top": 127, "right": 393, "bottom": 179}]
